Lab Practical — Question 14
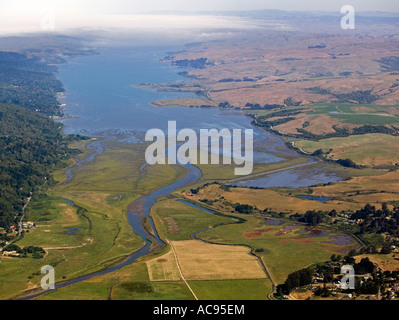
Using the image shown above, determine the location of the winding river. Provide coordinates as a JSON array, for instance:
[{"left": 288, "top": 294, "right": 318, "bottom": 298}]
[
  {"left": 20, "top": 139, "right": 204, "bottom": 299},
  {"left": 19, "top": 44, "right": 340, "bottom": 299}
]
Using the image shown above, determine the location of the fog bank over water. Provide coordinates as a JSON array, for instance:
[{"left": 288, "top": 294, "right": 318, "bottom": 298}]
[{"left": 0, "top": 10, "right": 289, "bottom": 39}]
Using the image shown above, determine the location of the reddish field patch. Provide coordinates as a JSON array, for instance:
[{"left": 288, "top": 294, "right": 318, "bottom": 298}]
[{"left": 245, "top": 232, "right": 262, "bottom": 238}]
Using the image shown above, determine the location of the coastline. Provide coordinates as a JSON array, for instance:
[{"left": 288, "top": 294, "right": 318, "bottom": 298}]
[{"left": 151, "top": 97, "right": 218, "bottom": 108}]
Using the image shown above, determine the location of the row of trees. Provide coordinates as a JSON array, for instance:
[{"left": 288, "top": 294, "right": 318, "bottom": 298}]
[
  {"left": 292, "top": 203, "right": 399, "bottom": 237},
  {"left": 3, "top": 243, "right": 45, "bottom": 259}
]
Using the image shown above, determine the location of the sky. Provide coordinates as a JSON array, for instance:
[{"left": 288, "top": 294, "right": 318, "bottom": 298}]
[
  {"left": 0, "top": 0, "right": 398, "bottom": 34},
  {"left": 94, "top": 0, "right": 399, "bottom": 13},
  {"left": 1, "top": 0, "right": 398, "bottom": 14}
]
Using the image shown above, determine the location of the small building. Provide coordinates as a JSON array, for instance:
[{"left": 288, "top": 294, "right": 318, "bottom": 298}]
[
  {"left": 2, "top": 251, "right": 19, "bottom": 257},
  {"left": 22, "top": 222, "right": 35, "bottom": 229}
]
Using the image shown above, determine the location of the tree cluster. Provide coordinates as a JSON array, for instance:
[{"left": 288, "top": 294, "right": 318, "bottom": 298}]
[
  {"left": 0, "top": 51, "right": 64, "bottom": 115},
  {"left": 277, "top": 267, "right": 313, "bottom": 295}
]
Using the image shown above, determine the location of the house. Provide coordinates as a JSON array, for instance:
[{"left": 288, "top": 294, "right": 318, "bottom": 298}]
[
  {"left": 2, "top": 251, "right": 19, "bottom": 257},
  {"left": 22, "top": 222, "right": 35, "bottom": 229}
]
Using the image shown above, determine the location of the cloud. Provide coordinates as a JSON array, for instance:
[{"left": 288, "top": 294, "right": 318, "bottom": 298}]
[
  {"left": 0, "top": 9, "right": 285, "bottom": 35},
  {"left": 0, "top": 0, "right": 397, "bottom": 35}
]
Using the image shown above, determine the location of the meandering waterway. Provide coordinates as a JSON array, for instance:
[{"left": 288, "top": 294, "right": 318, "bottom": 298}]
[{"left": 20, "top": 44, "right": 341, "bottom": 299}]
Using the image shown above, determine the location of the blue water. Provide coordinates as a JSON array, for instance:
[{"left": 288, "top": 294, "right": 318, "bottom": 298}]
[
  {"left": 230, "top": 167, "right": 341, "bottom": 188},
  {"left": 64, "top": 227, "right": 82, "bottom": 235},
  {"left": 57, "top": 46, "right": 287, "bottom": 165},
  {"left": 57, "top": 47, "right": 282, "bottom": 151}
]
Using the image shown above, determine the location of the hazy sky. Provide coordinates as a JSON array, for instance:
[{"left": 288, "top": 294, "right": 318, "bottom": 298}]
[
  {"left": 1, "top": 0, "right": 398, "bottom": 14},
  {"left": 96, "top": 0, "right": 399, "bottom": 13},
  {"left": 0, "top": 0, "right": 398, "bottom": 34}
]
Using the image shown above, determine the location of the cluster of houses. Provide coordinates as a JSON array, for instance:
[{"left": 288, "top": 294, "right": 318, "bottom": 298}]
[
  {"left": 0, "top": 221, "right": 36, "bottom": 236},
  {"left": 333, "top": 211, "right": 359, "bottom": 225},
  {"left": 0, "top": 221, "right": 36, "bottom": 259},
  {"left": 304, "top": 257, "right": 399, "bottom": 300},
  {"left": 306, "top": 278, "right": 399, "bottom": 300}
]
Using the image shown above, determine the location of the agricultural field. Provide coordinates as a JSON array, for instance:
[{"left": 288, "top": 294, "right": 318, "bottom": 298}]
[
  {"left": 33, "top": 197, "right": 274, "bottom": 300},
  {"left": 34, "top": 260, "right": 194, "bottom": 300},
  {"left": 188, "top": 279, "right": 272, "bottom": 300},
  {"left": 195, "top": 214, "right": 361, "bottom": 284},
  {"left": 170, "top": 240, "right": 266, "bottom": 280},
  {"left": 295, "top": 133, "right": 399, "bottom": 168},
  {"left": 34, "top": 238, "right": 273, "bottom": 300},
  {"left": 146, "top": 250, "right": 182, "bottom": 282}
]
